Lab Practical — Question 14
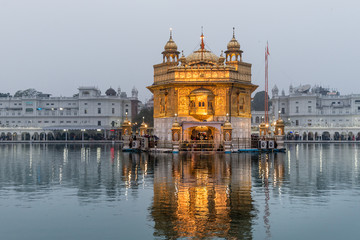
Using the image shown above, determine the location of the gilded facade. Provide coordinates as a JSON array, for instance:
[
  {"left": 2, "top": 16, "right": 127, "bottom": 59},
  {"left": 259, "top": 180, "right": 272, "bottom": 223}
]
[{"left": 147, "top": 29, "right": 257, "bottom": 148}]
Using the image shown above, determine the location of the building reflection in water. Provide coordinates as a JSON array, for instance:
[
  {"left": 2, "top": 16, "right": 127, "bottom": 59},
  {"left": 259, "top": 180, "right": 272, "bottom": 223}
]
[
  {"left": 150, "top": 153, "right": 256, "bottom": 239},
  {"left": 256, "top": 153, "right": 285, "bottom": 240},
  {"left": 0, "top": 144, "right": 291, "bottom": 239}
]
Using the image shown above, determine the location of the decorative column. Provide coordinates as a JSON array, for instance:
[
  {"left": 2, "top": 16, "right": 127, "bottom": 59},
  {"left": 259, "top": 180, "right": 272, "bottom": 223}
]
[
  {"left": 222, "top": 117, "right": 232, "bottom": 153},
  {"left": 274, "top": 118, "right": 285, "bottom": 149},
  {"left": 171, "top": 115, "right": 182, "bottom": 153},
  {"left": 139, "top": 117, "right": 148, "bottom": 136},
  {"left": 121, "top": 114, "right": 132, "bottom": 151},
  {"left": 259, "top": 122, "right": 267, "bottom": 136}
]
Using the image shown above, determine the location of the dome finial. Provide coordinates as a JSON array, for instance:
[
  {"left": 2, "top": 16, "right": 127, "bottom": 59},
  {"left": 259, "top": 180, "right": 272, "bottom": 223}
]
[
  {"left": 233, "top": 27, "right": 235, "bottom": 38},
  {"left": 169, "top": 28, "right": 173, "bottom": 39},
  {"left": 200, "top": 26, "right": 205, "bottom": 50}
]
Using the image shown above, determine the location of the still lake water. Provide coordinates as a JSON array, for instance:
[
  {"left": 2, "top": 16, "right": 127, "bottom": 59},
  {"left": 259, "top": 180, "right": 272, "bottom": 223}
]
[{"left": 0, "top": 143, "right": 359, "bottom": 240}]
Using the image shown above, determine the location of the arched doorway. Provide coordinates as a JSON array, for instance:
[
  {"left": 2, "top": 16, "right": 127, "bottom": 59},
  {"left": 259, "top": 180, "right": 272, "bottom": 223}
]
[
  {"left": 340, "top": 132, "right": 347, "bottom": 141},
  {"left": 40, "top": 132, "right": 47, "bottom": 140},
  {"left": 349, "top": 132, "right": 354, "bottom": 141},
  {"left": 6, "top": 132, "right": 12, "bottom": 140},
  {"left": 47, "top": 132, "right": 55, "bottom": 140},
  {"left": 22, "top": 132, "right": 30, "bottom": 140},
  {"left": 33, "top": 132, "right": 39, "bottom": 141},
  {"left": 190, "top": 126, "right": 214, "bottom": 141},
  {"left": 287, "top": 132, "right": 294, "bottom": 140},
  {"left": 322, "top": 131, "right": 330, "bottom": 140},
  {"left": 302, "top": 132, "right": 307, "bottom": 141},
  {"left": 181, "top": 124, "right": 222, "bottom": 151},
  {"left": 308, "top": 132, "right": 314, "bottom": 140}
]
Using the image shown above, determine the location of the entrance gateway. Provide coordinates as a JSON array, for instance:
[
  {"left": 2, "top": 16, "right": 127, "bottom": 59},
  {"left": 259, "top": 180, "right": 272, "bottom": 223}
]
[
  {"left": 147, "top": 28, "right": 258, "bottom": 151},
  {"left": 180, "top": 121, "right": 222, "bottom": 151}
]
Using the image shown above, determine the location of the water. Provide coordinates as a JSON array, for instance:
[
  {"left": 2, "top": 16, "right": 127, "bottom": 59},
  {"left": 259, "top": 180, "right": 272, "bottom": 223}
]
[{"left": 0, "top": 143, "right": 359, "bottom": 239}]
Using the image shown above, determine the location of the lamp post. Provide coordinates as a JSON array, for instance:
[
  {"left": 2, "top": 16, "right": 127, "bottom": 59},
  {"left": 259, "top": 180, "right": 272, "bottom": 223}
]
[{"left": 81, "top": 129, "right": 85, "bottom": 141}]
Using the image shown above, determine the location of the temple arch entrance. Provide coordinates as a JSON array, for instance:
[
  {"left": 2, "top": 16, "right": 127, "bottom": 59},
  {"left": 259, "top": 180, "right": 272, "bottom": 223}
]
[
  {"left": 181, "top": 122, "right": 223, "bottom": 151},
  {"left": 190, "top": 126, "right": 214, "bottom": 141}
]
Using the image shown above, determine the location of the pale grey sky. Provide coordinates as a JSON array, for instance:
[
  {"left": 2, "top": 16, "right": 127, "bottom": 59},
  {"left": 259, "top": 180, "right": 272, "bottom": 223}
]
[{"left": 1, "top": 0, "right": 359, "bottom": 101}]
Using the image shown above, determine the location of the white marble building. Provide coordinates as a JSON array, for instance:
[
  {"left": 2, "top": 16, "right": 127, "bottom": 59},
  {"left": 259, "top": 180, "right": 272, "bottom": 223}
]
[
  {"left": 270, "top": 84, "right": 360, "bottom": 140},
  {"left": 0, "top": 86, "right": 138, "bottom": 129}
]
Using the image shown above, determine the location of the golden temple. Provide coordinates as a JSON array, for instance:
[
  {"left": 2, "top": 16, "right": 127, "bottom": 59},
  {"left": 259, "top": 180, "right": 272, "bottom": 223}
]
[{"left": 147, "top": 28, "right": 258, "bottom": 150}]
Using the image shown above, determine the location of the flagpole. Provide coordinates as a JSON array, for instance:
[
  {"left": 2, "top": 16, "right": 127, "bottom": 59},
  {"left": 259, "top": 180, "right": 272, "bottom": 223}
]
[{"left": 265, "top": 42, "right": 269, "bottom": 127}]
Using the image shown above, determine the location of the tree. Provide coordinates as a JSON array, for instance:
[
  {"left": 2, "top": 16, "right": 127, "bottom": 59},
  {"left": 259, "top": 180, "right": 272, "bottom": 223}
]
[
  {"left": 14, "top": 88, "right": 43, "bottom": 97},
  {"left": 251, "top": 91, "right": 271, "bottom": 111},
  {"left": 0, "top": 93, "right": 11, "bottom": 98}
]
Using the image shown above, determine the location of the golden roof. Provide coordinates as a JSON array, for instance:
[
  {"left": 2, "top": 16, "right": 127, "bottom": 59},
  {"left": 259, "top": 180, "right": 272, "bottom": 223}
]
[{"left": 186, "top": 49, "right": 219, "bottom": 65}]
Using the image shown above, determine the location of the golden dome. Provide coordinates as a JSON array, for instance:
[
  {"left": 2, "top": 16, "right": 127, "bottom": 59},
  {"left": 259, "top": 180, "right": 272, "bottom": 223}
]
[
  {"left": 276, "top": 119, "right": 284, "bottom": 125},
  {"left": 224, "top": 120, "right": 232, "bottom": 128},
  {"left": 227, "top": 28, "right": 241, "bottom": 50},
  {"left": 164, "top": 29, "right": 178, "bottom": 52},
  {"left": 186, "top": 49, "right": 219, "bottom": 65},
  {"left": 227, "top": 37, "right": 240, "bottom": 50},
  {"left": 164, "top": 37, "right": 178, "bottom": 51},
  {"left": 172, "top": 121, "right": 180, "bottom": 128}
]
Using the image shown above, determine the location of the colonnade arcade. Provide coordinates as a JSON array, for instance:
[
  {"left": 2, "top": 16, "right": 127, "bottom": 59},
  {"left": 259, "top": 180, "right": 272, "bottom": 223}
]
[
  {"left": 0, "top": 127, "right": 112, "bottom": 141},
  {"left": 286, "top": 128, "right": 360, "bottom": 141}
]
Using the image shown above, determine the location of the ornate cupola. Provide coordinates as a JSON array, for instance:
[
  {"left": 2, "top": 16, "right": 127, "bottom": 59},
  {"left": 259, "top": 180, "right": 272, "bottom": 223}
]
[
  {"left": 179, "top": 50, "right": 187, "bottom": 66},
  {"left": 185, "top": 29, "right": 219, "bottom": 66},
  {"left": 162, "top": 28, "right": 180, "bottom": 64},
  {"left": 225, "top": 27, "right": 243, "bottom": 63}
]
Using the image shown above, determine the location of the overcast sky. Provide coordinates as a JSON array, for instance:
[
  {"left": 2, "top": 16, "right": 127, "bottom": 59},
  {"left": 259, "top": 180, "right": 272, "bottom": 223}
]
[{"left": 1, "top": 0, "right": 359, "bottom": 101}]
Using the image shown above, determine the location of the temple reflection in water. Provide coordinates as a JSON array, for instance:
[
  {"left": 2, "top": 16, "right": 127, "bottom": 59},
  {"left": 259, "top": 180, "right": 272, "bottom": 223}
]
[
  {"left": 0, "top": 143, "right": 306, "bottom": 239},
  {"left": 150, "top": 153, "right": 256, "bottom": 239}
]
